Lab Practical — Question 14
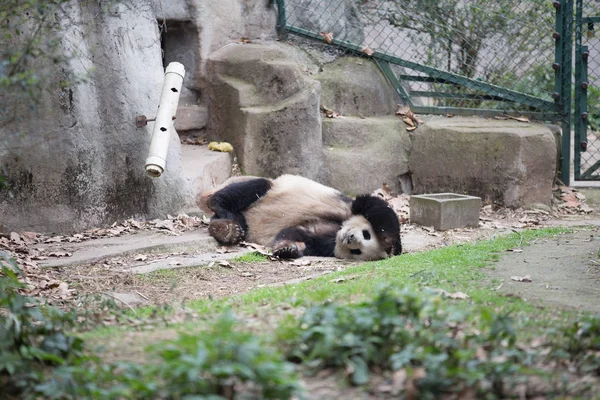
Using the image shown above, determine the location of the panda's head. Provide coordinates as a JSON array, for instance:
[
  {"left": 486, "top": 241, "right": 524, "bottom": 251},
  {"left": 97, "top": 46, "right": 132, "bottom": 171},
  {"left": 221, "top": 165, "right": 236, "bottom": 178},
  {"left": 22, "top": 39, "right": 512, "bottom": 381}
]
[{"left": 334, "top": 195, "right": 402, "bottom": 261}]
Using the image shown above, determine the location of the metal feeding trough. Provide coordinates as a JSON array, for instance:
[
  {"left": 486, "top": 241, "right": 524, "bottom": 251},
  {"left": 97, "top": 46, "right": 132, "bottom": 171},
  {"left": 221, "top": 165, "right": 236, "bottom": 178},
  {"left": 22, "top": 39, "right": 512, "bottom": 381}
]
[{"left": 409, "top": 193, "right": 481, "bottom": 231}]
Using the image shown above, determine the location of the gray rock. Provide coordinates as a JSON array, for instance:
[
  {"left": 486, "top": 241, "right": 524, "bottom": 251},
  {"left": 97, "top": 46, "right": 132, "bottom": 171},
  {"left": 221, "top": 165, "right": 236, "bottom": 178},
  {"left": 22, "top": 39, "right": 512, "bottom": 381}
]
[
  {"left": 0, "top": 2, "right": 192, "bottom": 234},
  {"left": 321, "top": 116, "right": 411, "bottom": 195},
  {"left": 189, "top": 1, "right": 277, "bottom": 87},
  {"left": 315, "top": 57, "right": 398, "bottom": 117},
  {"left": 181, "top": 145, "right": 232, "bottom": 209},
  {"left": 206, "top": 42, "right": 323, "bottom": 179},
  {"left": 409, "top": 116, "right": 557, "bottom": 207}
]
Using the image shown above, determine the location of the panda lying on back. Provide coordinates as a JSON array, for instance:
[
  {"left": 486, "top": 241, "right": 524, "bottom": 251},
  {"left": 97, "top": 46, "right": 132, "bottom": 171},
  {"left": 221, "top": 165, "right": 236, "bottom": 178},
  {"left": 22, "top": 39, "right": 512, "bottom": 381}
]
[{"left": 198, "top": 175, "right": 402, "bottom": 261}]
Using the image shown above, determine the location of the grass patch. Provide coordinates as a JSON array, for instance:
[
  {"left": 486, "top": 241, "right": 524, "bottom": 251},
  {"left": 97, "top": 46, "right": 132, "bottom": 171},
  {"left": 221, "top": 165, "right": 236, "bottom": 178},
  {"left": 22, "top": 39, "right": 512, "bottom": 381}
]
[
  {"left": 138, "top": 268, "right": 180, "bottom": 284},
  {"left": 186, "top": 227, "right": 569, "bottom": 314},
  {"left": 87, "top": 227, "right": 575, "bottom": 342},
  {"left": 232, "top": 252, "right": 269, "bottom": 263}
]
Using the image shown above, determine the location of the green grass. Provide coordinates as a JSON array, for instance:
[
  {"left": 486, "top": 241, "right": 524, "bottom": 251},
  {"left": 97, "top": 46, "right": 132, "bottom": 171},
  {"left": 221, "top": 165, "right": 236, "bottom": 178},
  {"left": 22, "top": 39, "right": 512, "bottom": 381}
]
[
  {"left": 137, "top": 268, "right": 179, "bottom": 283},
  {"left": 188, "top": 227, "right": 569, "bottom": 312},
  {"left": 85, "top": 227, "right": 578, "bottom": 340},
  {"left": 232, "top": 251, "right": 269, "bottom": 263}
]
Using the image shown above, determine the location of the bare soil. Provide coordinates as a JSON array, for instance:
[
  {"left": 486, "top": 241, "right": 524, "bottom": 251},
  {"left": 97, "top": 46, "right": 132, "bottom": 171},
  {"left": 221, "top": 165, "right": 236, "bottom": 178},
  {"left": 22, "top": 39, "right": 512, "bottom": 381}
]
[{"left": 488, "top": 227, "right": 600, "bottom": 313}]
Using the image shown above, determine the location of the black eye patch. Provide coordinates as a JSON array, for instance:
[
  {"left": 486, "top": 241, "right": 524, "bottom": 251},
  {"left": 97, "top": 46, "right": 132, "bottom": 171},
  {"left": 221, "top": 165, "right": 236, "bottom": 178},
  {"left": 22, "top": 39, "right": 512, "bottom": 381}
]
[
  {"left": 362, "top": 230, "right": 371, "bottom": 240},
  {"left": 350, "top": 249, "right": 362, "bottom": 255}
]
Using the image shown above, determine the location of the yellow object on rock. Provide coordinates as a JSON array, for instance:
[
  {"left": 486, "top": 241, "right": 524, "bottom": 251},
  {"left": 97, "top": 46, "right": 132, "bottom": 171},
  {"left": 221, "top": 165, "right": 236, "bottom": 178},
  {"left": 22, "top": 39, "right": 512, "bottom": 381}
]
[{"left": 208, "top": 142, "right": 234, "bottom": 153}]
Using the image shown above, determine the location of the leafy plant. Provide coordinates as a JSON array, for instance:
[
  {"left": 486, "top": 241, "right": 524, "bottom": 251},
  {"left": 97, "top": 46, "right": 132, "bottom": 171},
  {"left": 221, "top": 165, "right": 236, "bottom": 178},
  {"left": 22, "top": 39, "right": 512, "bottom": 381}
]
[
  {"left": 553, "top": 314, "right": 600, "bottom": 375},
  {"left": 29, "top": 311, "right": 301, "bottom": 400},
  {"left": 280, "top": 286, "right": 536, "bottom": 398},
  {"left": 0, "top": 256, "right": 83, "bottom": 396}
]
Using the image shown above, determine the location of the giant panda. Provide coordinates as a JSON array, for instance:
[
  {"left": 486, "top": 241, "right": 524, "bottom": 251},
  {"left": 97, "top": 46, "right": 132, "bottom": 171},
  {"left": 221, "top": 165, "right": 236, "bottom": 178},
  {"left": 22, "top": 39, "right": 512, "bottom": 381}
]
[{"left": 198, "top": 174, "right": 402, "bottom": 261}]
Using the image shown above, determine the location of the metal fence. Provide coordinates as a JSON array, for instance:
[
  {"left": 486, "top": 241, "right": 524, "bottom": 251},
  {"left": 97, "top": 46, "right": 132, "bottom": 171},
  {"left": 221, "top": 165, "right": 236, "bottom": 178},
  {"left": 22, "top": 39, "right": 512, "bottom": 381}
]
[
  {"left": 273, "top": 0, "right": 600, "bottom": 185},
  {"left": 574, "top": 0, "right": 600, "bottom": 180},
  {"left": 274, "top": 0, "right": 564, "bottom": 118}
]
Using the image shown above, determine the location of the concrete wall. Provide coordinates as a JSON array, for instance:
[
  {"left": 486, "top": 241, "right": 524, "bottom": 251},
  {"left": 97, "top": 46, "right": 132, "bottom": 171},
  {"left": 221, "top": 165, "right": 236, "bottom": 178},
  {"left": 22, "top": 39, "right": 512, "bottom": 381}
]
[{"left": 0, "top": 0, "right": 277, "bottom": 234}]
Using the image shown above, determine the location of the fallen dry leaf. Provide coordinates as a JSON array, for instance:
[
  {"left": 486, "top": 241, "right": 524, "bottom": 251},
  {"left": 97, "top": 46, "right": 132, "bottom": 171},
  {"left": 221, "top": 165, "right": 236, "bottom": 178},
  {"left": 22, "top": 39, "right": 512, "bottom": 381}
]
[
  {"left": 48, "top": 251, "right": 72, "bottom": 258},
  {"left": 218, "top": 260, "right": 232, "bottom": 268},
  {"left": 505, "top": 115, "right": 530, "bottom": 123},
  {"left": 290, "top": 259, "right": 312, "bottom": 266},
  {"left": 406, "top": 367, "right": 426, "bottom": 400},
  {"left": 511, "top": 275, "right": 532, "bottom": 282},
  {"left": 134, "top": 254, "right": 148, "bottom": 261},
  {"left": 20, "top": 231, "right": 38, "bottom": 243},
  {"left": 10, "top": 232, "right": 22, "bottom": 244},
  {"left": 361, "top": 46, "right": 374, "bottom": 56},
  {"left": 320, "top": 104, "right": 341, "bottom": 118},
  {"left": 507, "top": 248, "right": 523, "bottom": 253},
  {"left": 240, "top": 241, "right": 272, "bottom": 256},
  {"left": 320, "top": 31, "right": 334, "bottom": 44},
  {"left": 402, "top": 117, "right": 415, "bottom": 127},
  {"left": 391, "top": 369, "right": 407, "bottom": 395}
]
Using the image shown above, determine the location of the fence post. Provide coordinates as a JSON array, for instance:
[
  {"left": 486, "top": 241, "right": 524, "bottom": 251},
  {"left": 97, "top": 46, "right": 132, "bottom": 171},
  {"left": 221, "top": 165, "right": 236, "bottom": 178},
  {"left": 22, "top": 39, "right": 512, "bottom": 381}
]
[
  {"left": 555, "top": 0, "right": 574, "bottom": 185},
  {"left": 274, "top": 0, "right": 287, "bottom": 39}
]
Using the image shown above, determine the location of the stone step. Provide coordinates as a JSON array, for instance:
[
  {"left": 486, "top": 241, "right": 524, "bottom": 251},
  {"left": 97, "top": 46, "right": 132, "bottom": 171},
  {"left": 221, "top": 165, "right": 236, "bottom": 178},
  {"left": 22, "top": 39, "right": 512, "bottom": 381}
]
[
  {"left": 175, "top": 105, "right": 208, "bottom": 131},
  {"left": 320, "top": 116, "right": 411, "bottom": 195},
  {"left": 180, "top": 144, "right": 232, "bottom": 210},
  {"left": 38, "top": 230, "right": 219, "bottom": 268}
]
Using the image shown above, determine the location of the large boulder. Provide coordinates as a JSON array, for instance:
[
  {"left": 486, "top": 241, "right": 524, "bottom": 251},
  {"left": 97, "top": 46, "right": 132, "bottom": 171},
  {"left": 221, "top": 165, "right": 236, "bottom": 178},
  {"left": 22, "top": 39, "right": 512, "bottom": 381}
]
[
  {"left": 0, "top": 2, "right": 191, "bottom": 233},
  {"left": 321, "top": 116, "right": 411, "bottom": 195},
  {"left": 314, "top": 57, "right": 398, "bottom": 117},
  {"left": 190, "top": 1, "right": 277, "bottom": 87},
  {"left": 409, "top": 117, "right": 557, "bottom": 207},
  {"left": 206, "top": 42, "right": 323, "bottom": 179}
]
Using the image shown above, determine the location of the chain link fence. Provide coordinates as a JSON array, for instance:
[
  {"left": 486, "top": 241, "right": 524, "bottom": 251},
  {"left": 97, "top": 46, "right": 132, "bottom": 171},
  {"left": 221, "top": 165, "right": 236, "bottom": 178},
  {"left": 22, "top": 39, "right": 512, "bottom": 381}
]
[
  {"left": 574, "top": 0, "right": 600, "bottom": 180},
  {"left": 276, "top": 0, "right": 561, "bottom": 117}
]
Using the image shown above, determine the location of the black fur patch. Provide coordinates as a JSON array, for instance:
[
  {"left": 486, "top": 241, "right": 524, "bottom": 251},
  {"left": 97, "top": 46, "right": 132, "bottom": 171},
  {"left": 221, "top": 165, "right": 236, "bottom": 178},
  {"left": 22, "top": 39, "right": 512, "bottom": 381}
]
[
  {"left": 273, "top": 226, "right": 338, "bottom": 257},
  {"left": 208, "top": 178, "right": 272, "bottom": 233},
  {"left": 351, "top": 195, "right": 402, "bottom": 256}
]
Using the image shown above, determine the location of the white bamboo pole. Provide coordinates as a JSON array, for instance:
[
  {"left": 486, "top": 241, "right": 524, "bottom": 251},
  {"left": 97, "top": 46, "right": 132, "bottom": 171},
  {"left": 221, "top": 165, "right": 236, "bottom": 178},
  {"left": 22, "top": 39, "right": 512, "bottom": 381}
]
[{"left": 145, "top": 62, "right": 186, "bottom": 177}]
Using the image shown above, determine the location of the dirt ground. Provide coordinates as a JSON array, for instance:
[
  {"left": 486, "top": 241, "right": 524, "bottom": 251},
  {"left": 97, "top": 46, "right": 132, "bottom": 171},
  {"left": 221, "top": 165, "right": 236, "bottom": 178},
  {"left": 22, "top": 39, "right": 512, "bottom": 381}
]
[{"left": 487, "top": 227, "right": 600, "bottom": 313}]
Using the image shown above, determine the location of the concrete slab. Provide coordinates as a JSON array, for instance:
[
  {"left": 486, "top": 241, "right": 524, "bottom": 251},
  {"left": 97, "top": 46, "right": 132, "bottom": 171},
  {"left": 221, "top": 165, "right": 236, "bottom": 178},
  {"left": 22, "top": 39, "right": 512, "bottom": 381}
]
[
  {"left": 410, "top": 193, "right": 481, "bottom": 231},
  {"left": 38, "top": 229, "right": 219, "bottom": 268},
  {"left": 127, "top": 249, "right": 251, "bottom": 274}
]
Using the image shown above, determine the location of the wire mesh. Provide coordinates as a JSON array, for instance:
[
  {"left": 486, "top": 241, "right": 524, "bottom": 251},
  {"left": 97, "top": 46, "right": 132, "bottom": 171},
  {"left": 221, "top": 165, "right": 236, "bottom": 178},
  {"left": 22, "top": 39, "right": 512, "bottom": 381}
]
[
  {"left": 280, "top": 0, "right": 559, "bottom": 114},
  {"left": 576, "top": 3, "right": 600, "bottom": 180}
]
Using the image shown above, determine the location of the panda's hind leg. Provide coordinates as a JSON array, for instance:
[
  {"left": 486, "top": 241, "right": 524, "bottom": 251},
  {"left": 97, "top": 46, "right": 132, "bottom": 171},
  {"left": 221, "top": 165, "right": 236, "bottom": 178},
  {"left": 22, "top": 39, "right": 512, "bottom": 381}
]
[
  {"left": 207, "top": 178, "right": 272, "bottom": 245},
  {"left": 272, "top": 226, "right": 337, "bottom": 259}
]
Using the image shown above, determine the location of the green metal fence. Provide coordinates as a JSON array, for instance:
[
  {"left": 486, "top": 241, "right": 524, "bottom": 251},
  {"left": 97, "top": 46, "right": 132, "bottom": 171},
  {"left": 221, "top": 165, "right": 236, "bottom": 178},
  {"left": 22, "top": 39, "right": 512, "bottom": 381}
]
[
  {"left": 573, "top": 0, "right": 600, "bottom": 181},
  {"left": 273, "top": 0, "right": 576, "bottom": 184}
]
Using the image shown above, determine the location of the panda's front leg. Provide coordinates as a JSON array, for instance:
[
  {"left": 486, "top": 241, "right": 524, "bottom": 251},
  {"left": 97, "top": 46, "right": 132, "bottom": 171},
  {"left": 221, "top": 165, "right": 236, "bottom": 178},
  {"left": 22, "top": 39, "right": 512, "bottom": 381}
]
[
  {"left": 272, "top": 226, "right": 337, "bottom": 259},
  {"left": 271, "top": 227, "right": 310, "bottom": 259}
]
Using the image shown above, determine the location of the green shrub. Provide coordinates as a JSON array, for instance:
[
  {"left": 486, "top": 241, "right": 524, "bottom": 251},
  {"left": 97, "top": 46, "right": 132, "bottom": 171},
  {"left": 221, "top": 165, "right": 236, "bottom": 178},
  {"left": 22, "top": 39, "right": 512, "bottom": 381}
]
[
  {"left": 30, "top": 311, "right": 301, "bottom": 400},
  {"left": 281, "top": 286, "right": 533, "bottom": 398},
  {"left": 555, "top": 314, "right": 600, "bottom": 375},
  {"left": 0, "top": 256, "right": 83, "bottom": 396}
]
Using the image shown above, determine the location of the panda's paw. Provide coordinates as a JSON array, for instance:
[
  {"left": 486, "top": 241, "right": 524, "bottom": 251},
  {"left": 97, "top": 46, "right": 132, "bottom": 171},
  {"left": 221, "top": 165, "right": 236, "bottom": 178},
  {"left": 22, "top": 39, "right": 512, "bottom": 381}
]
[
  {"left": 208, "top": 219, "right": 244, "bottom": 245},
  {"left": 273, "top": 242, "right": 305, "bottom": 259}
]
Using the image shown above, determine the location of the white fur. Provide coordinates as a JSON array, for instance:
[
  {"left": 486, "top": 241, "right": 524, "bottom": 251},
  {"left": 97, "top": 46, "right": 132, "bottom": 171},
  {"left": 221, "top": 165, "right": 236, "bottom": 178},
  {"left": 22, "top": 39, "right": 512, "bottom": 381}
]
[
  {"left": 245, "top": 175, "right": 352, "bottom": 246},
  {"left": 334, "top": 215, "right": 388, "bottom": 261}
]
